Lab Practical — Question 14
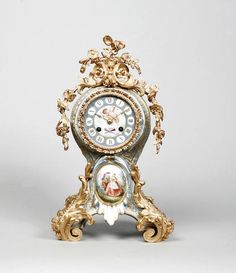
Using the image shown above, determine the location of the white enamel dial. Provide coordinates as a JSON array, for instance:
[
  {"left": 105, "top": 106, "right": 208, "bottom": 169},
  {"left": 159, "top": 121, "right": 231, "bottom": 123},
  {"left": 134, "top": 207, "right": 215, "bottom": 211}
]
[{"left": 83, "top": 95, "right": 137, "bottom": 149}]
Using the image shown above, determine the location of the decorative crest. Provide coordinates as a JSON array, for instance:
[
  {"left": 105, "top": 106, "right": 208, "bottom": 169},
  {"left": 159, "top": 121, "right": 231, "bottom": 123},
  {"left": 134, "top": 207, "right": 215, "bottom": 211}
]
[
  {"left": 78, "top": 35, "right": 143, "bottom": 93},
  {"left": 56, "top": 35, "right": 165, "bottom": 153}
]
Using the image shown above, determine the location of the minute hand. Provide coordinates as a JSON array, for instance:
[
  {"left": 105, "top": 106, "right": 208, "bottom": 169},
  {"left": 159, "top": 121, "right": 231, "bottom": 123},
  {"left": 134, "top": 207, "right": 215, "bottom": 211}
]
[{"left": 117, "top": 109, "right": 128, "bottom": 117}]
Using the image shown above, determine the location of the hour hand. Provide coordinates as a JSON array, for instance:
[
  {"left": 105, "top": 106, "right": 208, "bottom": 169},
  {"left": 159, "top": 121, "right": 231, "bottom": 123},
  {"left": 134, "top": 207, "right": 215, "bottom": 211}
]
[
  {"left": 95, "top": 113, "right": 103, "bottom": 119},
  {"left": 95, "top": 113, "right": 114, "bottom": 124},
  {"left": 95, "top": 113, "right": 109, "bottom": 121}
]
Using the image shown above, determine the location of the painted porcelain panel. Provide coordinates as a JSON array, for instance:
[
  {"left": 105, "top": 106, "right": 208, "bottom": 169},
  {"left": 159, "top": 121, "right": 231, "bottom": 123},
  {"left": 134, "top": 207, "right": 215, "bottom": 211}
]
[{"left": 95, "top": 164, "right": 126, "bottom": 204}]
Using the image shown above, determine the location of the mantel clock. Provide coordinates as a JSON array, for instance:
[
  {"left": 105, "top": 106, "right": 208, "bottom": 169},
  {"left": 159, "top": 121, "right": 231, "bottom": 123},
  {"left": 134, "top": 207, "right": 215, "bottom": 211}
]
[{"left": 51, "top": 35, "right": 174, "bottom": 242}]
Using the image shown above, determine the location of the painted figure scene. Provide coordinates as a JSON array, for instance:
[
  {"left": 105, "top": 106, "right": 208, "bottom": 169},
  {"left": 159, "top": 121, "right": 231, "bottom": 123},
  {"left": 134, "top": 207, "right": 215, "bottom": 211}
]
[{"left": 96, "top": 164, "right": 126, "bottom": 203}]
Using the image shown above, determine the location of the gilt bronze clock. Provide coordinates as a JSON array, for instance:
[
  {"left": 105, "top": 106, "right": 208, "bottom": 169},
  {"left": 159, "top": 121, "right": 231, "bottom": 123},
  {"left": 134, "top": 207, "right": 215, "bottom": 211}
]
[{"left": 51, "top": 35, "right": 174, "bottom": 242}]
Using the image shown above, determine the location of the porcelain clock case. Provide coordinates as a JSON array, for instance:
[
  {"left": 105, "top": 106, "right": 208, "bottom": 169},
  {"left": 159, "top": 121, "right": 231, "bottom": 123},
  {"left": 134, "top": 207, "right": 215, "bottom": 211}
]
[{"left": 71, "top": 87, "right": 150, "bottom": 225}]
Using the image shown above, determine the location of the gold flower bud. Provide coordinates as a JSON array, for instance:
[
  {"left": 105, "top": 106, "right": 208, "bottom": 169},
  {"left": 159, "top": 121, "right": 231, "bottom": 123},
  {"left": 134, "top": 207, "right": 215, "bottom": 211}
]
[
  {"left": 87, "top": 49, "right": 98, "bottom": 59},
  {"left": 103, "top": 35, "right": 113, "bottom": 46},
  {"left": 80, "top": 65, "right": 86, "bottom": 73},
  {"left": 63, "top": 90, "right": 76, "bottom": 102},
  {"left": 116, "top": 40, "right": 125, "bottom": 50}
]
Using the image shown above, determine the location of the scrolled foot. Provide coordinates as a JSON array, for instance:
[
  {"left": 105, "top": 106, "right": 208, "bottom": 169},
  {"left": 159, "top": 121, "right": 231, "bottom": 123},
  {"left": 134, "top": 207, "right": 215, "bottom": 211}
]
[
  {"left": 51, "top": 208, "right": 95, "bottom": 241},
  {"left": 51, "top": 161, "right": 95, "bottom": 241},
  {"left": 137, "top": 214, "right": 174, "bottom": 243},
  {"left": 131, "top": 164, "right": 174, "bottom": 243}
]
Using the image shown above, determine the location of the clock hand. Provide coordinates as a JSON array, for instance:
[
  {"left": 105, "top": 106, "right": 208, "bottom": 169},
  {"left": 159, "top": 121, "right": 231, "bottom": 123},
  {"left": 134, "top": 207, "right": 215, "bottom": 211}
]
[
  {"left": 117, "top": 109, "right": 128, "bottom": 117},
  {"left": 95, "top": 113, "right": 112, "bottom": 123},
  {"left": 95, "top": 113, "right": 105, "bottom": 119},
  {"left": 95, "top": 112, "right": 117, "bottom": 125},
  {"left": 96, "top": 112, "right": 116, "bottom": 125}
]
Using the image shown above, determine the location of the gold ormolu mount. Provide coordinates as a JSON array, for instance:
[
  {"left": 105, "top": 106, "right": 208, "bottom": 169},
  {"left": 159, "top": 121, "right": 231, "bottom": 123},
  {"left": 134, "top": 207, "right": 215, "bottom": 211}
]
[
  {"left": 51, "top": 162, "right": 94, "bottom": 241},
  {"left": 51, "top": 35, "right": 174, "bottom": 242},
  {"left": 56, "top": 35, "right": 164, "bottom": 153},
  {"left": 131, "top": 165, "right": 174, "bottom": 242}
]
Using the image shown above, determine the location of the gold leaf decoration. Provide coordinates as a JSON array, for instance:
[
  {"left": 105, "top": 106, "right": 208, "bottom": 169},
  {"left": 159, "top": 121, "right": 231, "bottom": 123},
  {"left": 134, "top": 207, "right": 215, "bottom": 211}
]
[
  {"left": 131, "top": 165, "right": 174, "bottom": 242},
  {"left": 51, "top": 161, "right": 95, "bottom": 241}
]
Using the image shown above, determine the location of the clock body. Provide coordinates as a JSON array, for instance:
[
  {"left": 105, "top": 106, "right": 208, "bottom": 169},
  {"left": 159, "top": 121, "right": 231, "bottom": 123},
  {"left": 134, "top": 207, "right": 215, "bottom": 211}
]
[{"left": 70, "top": 87, "right": 150, "bottom": 224}]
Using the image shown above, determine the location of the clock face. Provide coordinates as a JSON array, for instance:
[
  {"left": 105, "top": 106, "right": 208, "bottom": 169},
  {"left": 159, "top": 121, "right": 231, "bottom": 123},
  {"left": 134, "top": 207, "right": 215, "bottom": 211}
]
[{"left": 78, "top": 91, "right": 141, "bottom": 153}]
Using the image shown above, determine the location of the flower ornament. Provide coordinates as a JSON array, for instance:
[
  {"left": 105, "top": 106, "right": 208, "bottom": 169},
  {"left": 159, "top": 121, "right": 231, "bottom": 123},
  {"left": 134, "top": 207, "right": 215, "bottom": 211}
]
[
  {"left": 56, "top": 35, "right": 165, "bottom": 153},
  {"left": 103, "top": 35, "right": 125, "bottom": 55},
  {"left": 87, "top": 49, "right": 99, "bottom": 60}
]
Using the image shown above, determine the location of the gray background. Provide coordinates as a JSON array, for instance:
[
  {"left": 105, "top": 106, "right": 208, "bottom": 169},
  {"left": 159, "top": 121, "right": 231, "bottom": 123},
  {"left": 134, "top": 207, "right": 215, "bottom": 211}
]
[{"left": 0, "top": 0, "right": 235, "bottom": 272}]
